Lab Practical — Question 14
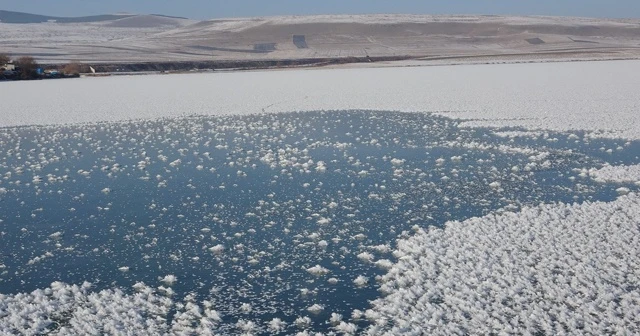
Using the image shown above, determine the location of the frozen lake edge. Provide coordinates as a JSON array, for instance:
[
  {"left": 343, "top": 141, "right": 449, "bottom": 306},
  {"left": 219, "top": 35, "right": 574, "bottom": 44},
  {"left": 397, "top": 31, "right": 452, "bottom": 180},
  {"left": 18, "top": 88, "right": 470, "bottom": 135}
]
[{"left": 1, "top": 59, "right": 640, "bottom": 140}]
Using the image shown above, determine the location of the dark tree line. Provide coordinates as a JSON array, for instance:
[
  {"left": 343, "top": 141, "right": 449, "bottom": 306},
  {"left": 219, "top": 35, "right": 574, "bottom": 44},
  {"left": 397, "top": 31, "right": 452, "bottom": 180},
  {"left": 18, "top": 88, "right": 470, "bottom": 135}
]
[
  {"left": 1, "top": 54, "right": 40, "bottom": 80},
  {"left": 1, "top": 53, "right": 88, "bottom": 80}
]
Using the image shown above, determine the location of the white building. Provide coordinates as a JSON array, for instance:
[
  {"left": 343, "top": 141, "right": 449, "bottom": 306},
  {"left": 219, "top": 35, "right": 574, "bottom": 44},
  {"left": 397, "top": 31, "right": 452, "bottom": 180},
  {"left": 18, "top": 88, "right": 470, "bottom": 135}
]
[{"left": 1, "top": 62, "right": 16, "bottom": 71}]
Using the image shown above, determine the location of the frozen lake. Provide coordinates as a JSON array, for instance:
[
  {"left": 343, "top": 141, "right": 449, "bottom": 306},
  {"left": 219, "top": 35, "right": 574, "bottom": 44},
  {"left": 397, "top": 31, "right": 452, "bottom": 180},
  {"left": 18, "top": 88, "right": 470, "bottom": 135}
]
[
  {"left": 1, "top": 61, "right": 640, "bottom": 335},
  {"left": 1, "top": 110, "right": 639, "bottom": 335}
]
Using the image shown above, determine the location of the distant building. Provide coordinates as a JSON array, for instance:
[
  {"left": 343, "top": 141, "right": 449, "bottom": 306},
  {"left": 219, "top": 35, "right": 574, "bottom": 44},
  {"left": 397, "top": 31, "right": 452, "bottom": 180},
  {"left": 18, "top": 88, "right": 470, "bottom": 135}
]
[
  {"left": 1, "top": 61, "right": 16, "bottom": 79},
  {"left": 1, "top": 62, "right": 16, "bottom": 71}
]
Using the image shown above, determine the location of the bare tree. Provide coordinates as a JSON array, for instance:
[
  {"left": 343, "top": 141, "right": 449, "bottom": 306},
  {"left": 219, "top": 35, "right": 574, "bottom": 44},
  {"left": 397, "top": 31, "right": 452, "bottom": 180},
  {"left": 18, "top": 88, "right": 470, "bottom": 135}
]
[
  {"left": 15, "top": 56, "right": 39, "bottom": 80},
  {"left": 0, "top": 54, "right": 10, "bottom": 65},
  {"left": 63, "top": 62, "right": 89, "bottom": 76}
]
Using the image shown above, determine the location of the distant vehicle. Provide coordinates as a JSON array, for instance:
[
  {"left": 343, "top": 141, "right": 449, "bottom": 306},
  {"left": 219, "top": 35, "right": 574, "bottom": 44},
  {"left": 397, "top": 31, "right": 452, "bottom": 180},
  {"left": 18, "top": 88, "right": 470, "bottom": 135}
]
[
  {"left": 44, "top": 70, "right": 61, "bottom": 78},
  {"left": 1, "top": 70, "right": 17, "bottom": 79}
]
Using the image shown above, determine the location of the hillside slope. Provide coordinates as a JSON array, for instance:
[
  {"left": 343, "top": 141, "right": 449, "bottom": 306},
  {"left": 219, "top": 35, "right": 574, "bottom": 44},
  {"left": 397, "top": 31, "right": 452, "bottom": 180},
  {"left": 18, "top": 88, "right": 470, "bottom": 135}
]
[
  {"left": 1, "top": 13, "right": 639, "bottom": 64},
  {"left": 0, "top": 10, "right": 136, "bottom": 23}
]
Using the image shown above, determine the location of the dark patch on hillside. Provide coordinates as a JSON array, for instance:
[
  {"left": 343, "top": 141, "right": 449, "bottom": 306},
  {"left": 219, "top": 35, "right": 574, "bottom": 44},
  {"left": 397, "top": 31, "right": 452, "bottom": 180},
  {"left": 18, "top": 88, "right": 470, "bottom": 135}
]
[
  {"left": 526, "top": 38, "right": 546, "bottom": 45},
  {"left": 254, "top": 43, "right": 277, "bottom": 52},
  {"left": 569, "top": 37, "right": 599, "bottom": 44},
  {"left": 189, "top": 45, "right": 273, "bottom": 54},
  {"left": 293, "top": 35, "right": 309, "bottom": 49}
]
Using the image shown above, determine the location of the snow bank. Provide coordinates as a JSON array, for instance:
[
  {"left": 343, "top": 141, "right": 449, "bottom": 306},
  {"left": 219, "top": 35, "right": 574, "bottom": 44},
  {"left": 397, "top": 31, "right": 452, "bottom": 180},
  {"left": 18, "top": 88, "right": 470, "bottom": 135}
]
[{"left": 366, "top": 194, "right": 640, "bottom": 335}]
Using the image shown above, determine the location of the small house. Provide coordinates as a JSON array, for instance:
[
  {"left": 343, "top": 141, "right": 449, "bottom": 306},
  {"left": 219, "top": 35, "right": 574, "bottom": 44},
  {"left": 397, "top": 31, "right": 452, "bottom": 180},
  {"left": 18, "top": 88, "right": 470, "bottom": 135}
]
[{"left": 1, "top": 62, "right": 16, "bottom": 71}]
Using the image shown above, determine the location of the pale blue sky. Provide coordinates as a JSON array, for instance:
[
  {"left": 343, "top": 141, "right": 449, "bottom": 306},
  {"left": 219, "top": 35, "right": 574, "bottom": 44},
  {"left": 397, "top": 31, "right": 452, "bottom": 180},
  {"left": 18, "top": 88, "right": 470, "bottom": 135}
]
[{"left": 1, "top": 0, "right": 638, "bottom": 20}]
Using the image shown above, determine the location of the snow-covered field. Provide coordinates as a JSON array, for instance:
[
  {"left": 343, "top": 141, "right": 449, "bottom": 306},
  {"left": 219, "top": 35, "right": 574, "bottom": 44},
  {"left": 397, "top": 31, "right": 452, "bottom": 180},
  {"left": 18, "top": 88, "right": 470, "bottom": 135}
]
[
  {"left": 3, "top": 14, "right": 640, "bottom": 63},
  {"left": 1, "top": 60, "right": 639, "bottom": 335}
]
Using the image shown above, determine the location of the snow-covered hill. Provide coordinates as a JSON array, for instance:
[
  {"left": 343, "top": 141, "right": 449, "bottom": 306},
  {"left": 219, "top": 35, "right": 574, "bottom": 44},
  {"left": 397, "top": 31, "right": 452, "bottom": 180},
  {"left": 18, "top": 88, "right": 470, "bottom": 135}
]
[{"left": 1, "top": 13, "right": 639, "bottom": 63}]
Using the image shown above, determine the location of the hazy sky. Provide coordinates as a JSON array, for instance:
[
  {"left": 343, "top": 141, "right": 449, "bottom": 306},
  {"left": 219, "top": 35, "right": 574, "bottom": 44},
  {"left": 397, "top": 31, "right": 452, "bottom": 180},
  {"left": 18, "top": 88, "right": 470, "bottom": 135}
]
[{"left": 1, "top": 0, "right": 638, "bottom": 20}]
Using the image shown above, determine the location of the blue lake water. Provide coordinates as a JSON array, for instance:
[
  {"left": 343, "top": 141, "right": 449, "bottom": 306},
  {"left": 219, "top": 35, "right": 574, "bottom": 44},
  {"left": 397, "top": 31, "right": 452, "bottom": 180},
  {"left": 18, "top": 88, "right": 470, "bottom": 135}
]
[{"left": 0, "top": 111, "right": 638, "bottom": 334}]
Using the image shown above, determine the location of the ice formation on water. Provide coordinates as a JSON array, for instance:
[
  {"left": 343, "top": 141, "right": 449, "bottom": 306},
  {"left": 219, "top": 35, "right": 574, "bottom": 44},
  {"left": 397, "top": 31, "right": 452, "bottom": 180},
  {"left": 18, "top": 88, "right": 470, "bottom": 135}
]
[
  {"left": 267, "top": 318, "right": 287, "bottom": 333},
  {"left": 366, "top": 194, "right": 640, "bottom": 335},
  {"left": 160, "top": 274, "right": 178, "bottom": 286},
  {"left": 586, "top": 164, "right": 640, "bottom": 184},
  {"left": 306, "top": 265, "right": 331, "bottom": 277},
  {"left": 0, "top": 110, "right": 638, "bottom": 335},
  {"left": 307, "top": 304, "right": 325, "bottom": 314},
  {"left": 353, "top": 276, "right": 369, "bottom": 287},
  {"left": 0, "top": 282, "right": 179, "bottom": 335}
]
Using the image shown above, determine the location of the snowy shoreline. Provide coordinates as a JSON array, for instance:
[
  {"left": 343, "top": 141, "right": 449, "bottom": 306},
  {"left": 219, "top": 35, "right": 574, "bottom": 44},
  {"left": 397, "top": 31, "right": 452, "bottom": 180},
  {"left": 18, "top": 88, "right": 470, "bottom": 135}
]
[{"left": 2, "top": 60, "right": 640, "bottom": 140}]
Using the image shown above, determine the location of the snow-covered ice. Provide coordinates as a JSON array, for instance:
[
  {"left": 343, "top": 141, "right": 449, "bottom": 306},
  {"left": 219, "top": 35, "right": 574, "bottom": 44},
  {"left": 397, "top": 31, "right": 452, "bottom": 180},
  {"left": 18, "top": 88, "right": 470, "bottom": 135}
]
[
  {"left": 366, "top": 194, "right": 640, "bottom": 335},
  {"left": 1, "top": 60, "right": 640, "bottom": 140},
  {"left": 0, "top": 282, "right": 177, "bottom": 335},
  {"left": 588, "top": 164, "right": 640, "bottom": 184}
]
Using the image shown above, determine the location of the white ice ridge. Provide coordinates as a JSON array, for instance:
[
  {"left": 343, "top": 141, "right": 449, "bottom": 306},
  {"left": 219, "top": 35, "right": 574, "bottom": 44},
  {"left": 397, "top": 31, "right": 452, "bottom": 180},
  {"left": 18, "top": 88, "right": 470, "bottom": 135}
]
[
  {"left": 366, "top": 194, "right": 640, "bottom": 335},
  {"left": 585, "top": 164, "right": 640, "bottom": 184},
  {"left": 2, "top": 60, "right": 640, "bottom": 140}
]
